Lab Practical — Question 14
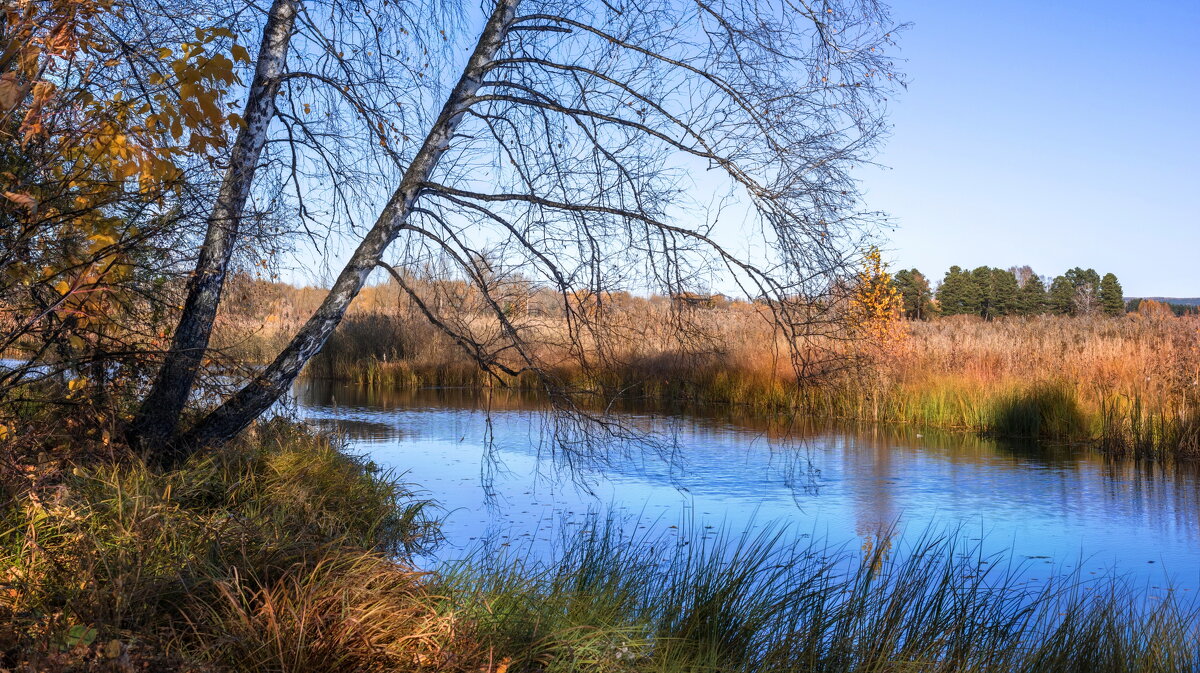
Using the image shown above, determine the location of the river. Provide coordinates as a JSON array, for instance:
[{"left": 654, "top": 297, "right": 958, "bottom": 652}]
[{"left": 294, "top": 379, "right": 1200, "bottom": 591}]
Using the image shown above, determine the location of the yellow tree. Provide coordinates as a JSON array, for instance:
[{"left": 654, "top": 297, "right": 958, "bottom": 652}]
[{"left": 849, "top": 247, "right": 905, "bottom": 347}]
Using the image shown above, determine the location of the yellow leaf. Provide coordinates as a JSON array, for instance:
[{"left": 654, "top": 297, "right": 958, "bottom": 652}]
[
  {"left": 90, "top": 233, "right": 117, "bottom": 249},
  {"left": 55, "top": 280, "right": 70, "bottom": 295},
  {"left": 231, "top": 44, "right": 249, "bottom": 63}
]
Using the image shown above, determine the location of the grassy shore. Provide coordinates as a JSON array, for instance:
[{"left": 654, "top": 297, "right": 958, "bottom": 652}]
[
  {"left": 214, "top": 279, "right": 1200, "bottom": 460},
  {"left": 3, "top": 421, "right": 1198, "bottom": 672}
]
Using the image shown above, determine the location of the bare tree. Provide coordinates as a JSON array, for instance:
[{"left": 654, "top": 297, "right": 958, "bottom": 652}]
[
  {"left": 128, "top": 0, "right": 300, "bottom": 449},
  {"left": 1073, "top": 283, "right": 1099, "bottom": 316},
  {"left": 166, "top": 0, "right": 903, "bottom": 454},
  {"left": 1009, "top": 265, "right": 1035, "bottom": 289},
  {"left": 127, "top": 0, "right": 458, "bottom": 455}
]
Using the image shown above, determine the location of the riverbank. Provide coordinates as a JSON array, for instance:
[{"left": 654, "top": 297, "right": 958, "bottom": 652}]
[
  {"left": 3, "top": 421, "right": 1199, "bottom": 672},
  {"left": 214, "top": 283, "right": 1200, "bottom": 461}
]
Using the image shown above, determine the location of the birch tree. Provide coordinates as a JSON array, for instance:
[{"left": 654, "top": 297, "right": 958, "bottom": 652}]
[
  {"left": 165, "top": 0, "right": 904, "bottom": 454},
  {"left": 127, "top": 0, "right": 300, "bottom": 449},
  {"left": 128, "top": 0, "right": 456, "bottom": 452}
]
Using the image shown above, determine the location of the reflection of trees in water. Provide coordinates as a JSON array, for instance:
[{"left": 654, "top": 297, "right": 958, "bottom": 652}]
[
  {"left": 295, "top": 379, "right": 1200, "bottom": 541},
  {"left": 307, "top": 417, "right": 406, "bottom": 442},
  {"left": 844, "top": 425, "right": 897, "bottom": 544},
  {"left": 839, "top": 424, "right": 1200, "bottom": 548},
  {"left": 1100, "top": 460, "right": 1200, "bottom": 540}
]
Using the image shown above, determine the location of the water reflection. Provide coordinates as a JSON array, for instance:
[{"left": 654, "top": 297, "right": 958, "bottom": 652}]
[{"left": 294, "top": 380, "right": 1200, "bottom": 587}]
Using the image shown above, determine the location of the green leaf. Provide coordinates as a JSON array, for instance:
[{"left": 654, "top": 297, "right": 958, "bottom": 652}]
[{"left": 62, "top": 624, "right": 98, "bottom": 650}]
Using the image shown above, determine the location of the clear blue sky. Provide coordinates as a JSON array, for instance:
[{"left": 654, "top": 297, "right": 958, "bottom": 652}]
[{"left": 862, "top": 0, "right": 1199, "bottom": 297}]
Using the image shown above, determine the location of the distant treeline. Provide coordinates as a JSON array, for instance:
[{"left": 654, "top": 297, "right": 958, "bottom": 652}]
[
  {"left": 892, "top": 266, "right": 1134, "bottom": 320},
  {"left": 1125, "top": 298, "right": 1200, "bottom": 317}
]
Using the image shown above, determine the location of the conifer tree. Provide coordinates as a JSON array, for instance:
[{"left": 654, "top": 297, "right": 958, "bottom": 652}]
[
  {"left": 1100, "top": 273, "right": 1125, "bottom": 316},
  {"left": 970, "top": 266, "right": 994, "bottom": 318},
  {"left": 894, "top": 269, "right": 935, "bottom": 320},
  {"left": 1018, "top": 274, "right": 1047, "bottom": 315},
  {"left": 990, "top": 268, "right": 1020, "bottom": 317},
  {"left": 936, "top": 266, "right": 973, "bottom": 315},
  {"left": 1048, "top": 275, "right": 1075, "bottom": 315}
]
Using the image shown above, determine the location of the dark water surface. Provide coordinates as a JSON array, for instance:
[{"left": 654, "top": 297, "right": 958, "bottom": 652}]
[{"left": 294, "top": 380, "right": 1200, "bottom": 590}]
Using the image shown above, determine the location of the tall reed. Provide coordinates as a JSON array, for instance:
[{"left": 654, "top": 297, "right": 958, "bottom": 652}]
[{"left": 215, "top": 280, "right": 1200, "bottom": 460}]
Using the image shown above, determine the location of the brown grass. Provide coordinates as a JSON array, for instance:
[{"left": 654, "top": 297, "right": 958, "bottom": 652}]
[{"left": 214, "top": 276, "right": 1200, "bottom": 459}]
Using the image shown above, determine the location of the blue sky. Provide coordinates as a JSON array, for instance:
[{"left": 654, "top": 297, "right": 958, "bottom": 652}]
[
  {"left": 862, "top": 0, "right": 1199, "bottom": 296},
  {"left": 284, "top": 0, "right": 1198, "bottom": 298}
]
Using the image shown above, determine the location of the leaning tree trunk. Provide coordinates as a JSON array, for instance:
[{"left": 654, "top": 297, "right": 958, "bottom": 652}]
[
  {"left": 128, "top": 0, "right": 299, "bottom": 454},
  {"left": 178, "top": 0, "right": 520, "bottom": 452}
]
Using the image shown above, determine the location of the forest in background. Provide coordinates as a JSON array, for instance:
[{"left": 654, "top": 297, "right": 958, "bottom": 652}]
[{"left": 892, "top": 266, "right": 1197, "bottom": 319}]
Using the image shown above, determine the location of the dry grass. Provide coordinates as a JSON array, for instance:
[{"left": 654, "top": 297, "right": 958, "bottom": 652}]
[{"left": 0, "top": 420, "right": 456, "bottom": 672}]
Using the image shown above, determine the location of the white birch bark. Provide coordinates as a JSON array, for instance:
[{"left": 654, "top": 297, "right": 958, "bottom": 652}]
[
  {"left": 180, "top": 0, "right": 520, "bottom": 450},
  {"left": 129, "top": 0, "right": 299, "bottom": 455}
]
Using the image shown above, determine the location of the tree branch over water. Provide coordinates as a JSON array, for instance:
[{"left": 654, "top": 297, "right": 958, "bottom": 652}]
[{"left": 161, "top": 0, "right": 905, "bottom": 455}]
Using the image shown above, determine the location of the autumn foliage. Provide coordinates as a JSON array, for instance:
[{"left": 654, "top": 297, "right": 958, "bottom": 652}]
[
  {"left": 0, "top": 0, "right": 249, "bottom": 403},
  {"left": 848, "top": 248, "right": 905, "bottom": 347}
]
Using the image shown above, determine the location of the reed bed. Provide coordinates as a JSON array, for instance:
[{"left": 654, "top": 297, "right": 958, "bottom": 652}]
[{"left": 216, "top": 278, "right": 1200, "bottom": 460}]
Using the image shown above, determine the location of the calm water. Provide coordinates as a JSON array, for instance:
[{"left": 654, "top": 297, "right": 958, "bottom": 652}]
[{"left": 294, "top": 380, "right": 1200, "bottom": 589}]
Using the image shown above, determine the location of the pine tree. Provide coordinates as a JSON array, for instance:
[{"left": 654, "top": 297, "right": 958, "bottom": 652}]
[
  {"left": 937, "top": 266, "right": 973, "bottom": 315},
  {"left": 1048, "top": 275, "right": 1075, "bottom": 315},
  {"left": 990, "top": 268, "right": 1020, "bottom": 317},
  {"left": 1018, "top": 274, "right": 1047, "bottom": 315},
  {"left": 970, "top": 266, "right": 994, "bottom": 318},
  {"left": 894, "top": 269, "right": 935, "bottom": 320},
  {"left": 1100, "top": 273, "right": 1125, "bottom": 316}
]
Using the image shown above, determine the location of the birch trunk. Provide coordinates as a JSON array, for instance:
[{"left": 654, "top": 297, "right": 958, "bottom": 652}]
[
  {"left": 179, "top": 0, "right": 520, "bottom": 451},
  {"left": 128, "top": 0, "right": 299, "bottom": 454}
]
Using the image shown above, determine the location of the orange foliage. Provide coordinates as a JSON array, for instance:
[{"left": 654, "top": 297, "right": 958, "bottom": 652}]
[
  {"left": 1, "top": 0, "right": 249, "bottom": 357},
  {"left": 849, "top": 248, "right": 905, "bottom": 347}
]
